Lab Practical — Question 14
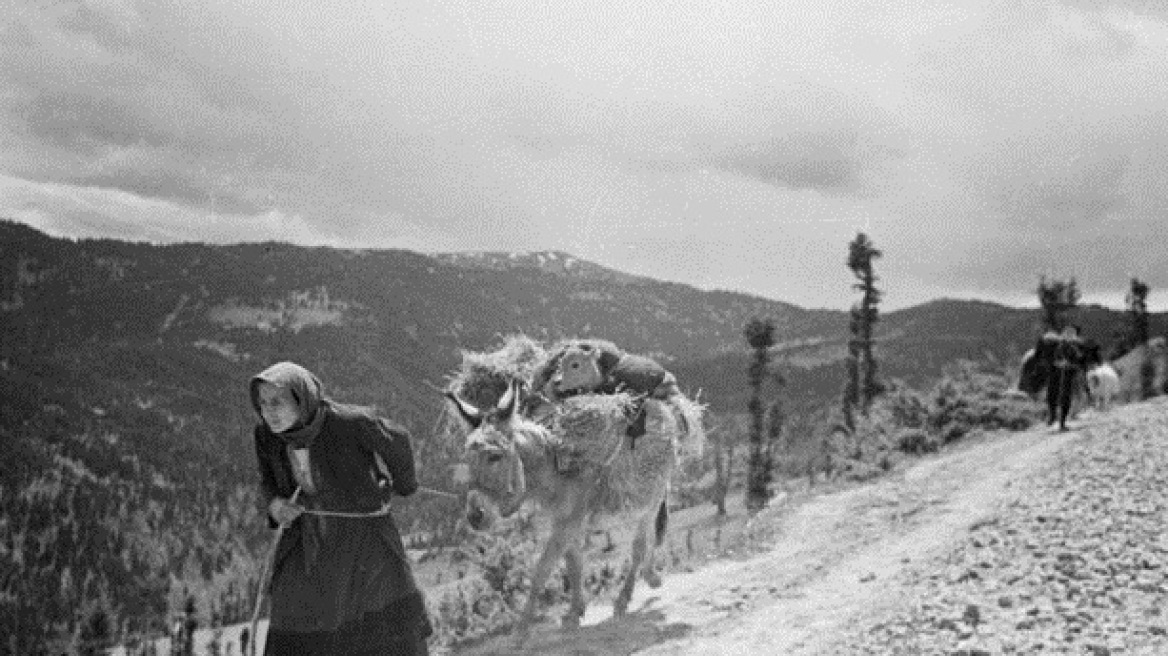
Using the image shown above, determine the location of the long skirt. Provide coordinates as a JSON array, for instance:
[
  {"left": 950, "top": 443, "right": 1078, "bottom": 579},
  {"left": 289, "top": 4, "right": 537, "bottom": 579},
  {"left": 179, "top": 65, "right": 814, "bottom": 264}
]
[{"left": 263, "top": 514, "right": 431, "bottom": 656}]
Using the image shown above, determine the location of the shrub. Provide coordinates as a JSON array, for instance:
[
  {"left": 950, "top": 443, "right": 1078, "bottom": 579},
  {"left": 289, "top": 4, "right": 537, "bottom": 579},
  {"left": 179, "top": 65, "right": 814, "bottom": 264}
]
[
  {"left": 926, "top": 361, "right": 1041, "bottom": 442},
  {"left": 429, "top": 577, "right": 518, "bottom": 647},
  {"left": 881, "top": 383, "right": 931, "bottom": 430},
  {"left": 823, "top": 365, "right": 1042, "bottom": 468},
  {"left": 893, "top": 427, "right": 937, "bottom": 455}
]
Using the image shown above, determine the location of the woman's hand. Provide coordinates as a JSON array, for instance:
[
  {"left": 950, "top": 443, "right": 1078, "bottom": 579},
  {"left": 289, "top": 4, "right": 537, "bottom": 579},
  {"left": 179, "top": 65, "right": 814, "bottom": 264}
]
[{"left": 268, "top": 497, "right": 304, "bottom": 525}]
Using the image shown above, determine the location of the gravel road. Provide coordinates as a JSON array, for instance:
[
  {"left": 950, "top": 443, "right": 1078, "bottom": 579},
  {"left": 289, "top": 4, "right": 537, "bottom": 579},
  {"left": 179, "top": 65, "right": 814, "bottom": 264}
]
[{"left": 841, "top": 399, "right": 1168, "bottom": 655}]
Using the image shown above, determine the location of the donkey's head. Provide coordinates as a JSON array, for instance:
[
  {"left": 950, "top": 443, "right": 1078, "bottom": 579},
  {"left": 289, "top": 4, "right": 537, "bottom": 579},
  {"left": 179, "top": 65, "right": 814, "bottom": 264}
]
[{"left": 446, "top": 378, "right": 529, "bottom": 530}]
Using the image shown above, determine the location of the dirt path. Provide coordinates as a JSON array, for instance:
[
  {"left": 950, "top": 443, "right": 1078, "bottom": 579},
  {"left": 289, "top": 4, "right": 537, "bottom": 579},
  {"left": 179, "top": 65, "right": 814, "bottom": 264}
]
[{"left": 457, "top": 410, "right": 1097, "bottom": 655}]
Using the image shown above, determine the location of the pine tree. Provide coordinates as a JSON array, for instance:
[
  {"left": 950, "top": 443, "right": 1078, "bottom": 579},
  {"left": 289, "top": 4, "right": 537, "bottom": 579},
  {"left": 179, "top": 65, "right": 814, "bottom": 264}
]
[
  {"left": 846, "top": 232, "right": 884, "bottom": 418},
  {"left": 1126, "top": 278, "right": 1154, "bottom": 399},
  {"left": 1037, "top": 276, "right": 1080, "bottom": 332},
  {"left": 744, "top": 317, "right": 776, "bottom": 511}
]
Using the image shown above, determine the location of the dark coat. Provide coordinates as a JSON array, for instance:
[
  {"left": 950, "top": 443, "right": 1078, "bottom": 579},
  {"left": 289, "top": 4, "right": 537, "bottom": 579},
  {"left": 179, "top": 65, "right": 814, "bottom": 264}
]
[
  {"left": 254, "top": 403, "right": 430, "bottom": 655},
  {"left": 596, "top": 350, "right": 677, "bottom": 398},
  {"left": 1022, "top": 334, "right": 1097, "bottom": 396}
]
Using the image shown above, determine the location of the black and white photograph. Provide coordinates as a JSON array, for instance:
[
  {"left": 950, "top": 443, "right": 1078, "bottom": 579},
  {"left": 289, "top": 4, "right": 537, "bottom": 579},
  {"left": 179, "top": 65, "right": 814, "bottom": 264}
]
[{"left": 4, "top": 1, "right": 1168, "bottom": 654}]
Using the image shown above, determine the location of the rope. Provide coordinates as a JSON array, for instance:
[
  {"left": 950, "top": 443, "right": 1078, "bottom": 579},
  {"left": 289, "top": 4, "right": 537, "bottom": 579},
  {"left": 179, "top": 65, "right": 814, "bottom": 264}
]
[
  {"left": 416, "top": 485, "right": 462, "bottom": 501},
  {"left": 301, "top": 504, "right": 393, "bottom": 518}
]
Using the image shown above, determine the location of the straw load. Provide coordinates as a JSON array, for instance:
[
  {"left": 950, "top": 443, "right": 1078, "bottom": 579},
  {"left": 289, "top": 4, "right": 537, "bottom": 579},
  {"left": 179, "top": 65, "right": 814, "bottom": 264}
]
[{"left": 442, "top": 334, "right": 706, "bottom": 475}]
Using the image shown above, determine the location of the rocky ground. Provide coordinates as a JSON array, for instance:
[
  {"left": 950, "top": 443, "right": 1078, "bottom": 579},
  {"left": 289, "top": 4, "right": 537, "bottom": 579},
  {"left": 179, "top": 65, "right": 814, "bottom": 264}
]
[{"left": 840, "top": 400, "right": 1168, "bottom": 655}]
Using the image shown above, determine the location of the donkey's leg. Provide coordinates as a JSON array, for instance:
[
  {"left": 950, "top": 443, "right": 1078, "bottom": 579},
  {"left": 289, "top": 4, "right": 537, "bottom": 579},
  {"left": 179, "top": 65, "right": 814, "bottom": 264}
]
[
  {"left": 613, "top": 509, "right": 654, "bottom": 617},
  {"left": 641, "top": 499, "right": 668, "bottom": 589},
  {"left": 516, "top": 520, "right": 572, "bottom": 642},
  {"left": 560, "top": 532, "right": 587, "bottom": 629},
  {"left": 516, "top": 508, "right": 587, "bottom": 645}
]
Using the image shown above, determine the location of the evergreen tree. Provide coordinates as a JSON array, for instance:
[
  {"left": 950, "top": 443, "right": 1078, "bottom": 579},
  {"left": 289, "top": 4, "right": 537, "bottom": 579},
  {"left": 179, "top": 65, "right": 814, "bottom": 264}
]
[
  {"left": 1037, "top": 276, "right": 1080, "bottom": 332},
  {"left": 744, "top": 317, "right": 776, "bottom": 511},
  {"left": 841, "top": 317, "right": 860, "bottom": 433},
  {"left": 764, "top": 366, "right": 786, "bottom": 478},
  {"left": 846, "top": 232, "right": 884, "bottom": 417},
  {"left": 1126, "top": 278, "right": 1154, "bottom": 399}
]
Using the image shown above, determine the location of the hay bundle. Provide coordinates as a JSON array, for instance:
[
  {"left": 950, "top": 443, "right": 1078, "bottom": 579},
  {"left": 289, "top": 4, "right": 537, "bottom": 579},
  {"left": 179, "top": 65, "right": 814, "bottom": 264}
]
[
  {"left": 589, "top": 398, "right": 678, "bottom": 514},
  {"left": 550, "top": 393, "right": 638, "bottom": 469},
  {"left": 438, "top": 334, "right": 547, "bottom": 446},
  {"left": 547, "top": 394, "right": 690, "bottom": 514},
  {"left": 445, "top": 334, "right": 547, "bottom": 409}
]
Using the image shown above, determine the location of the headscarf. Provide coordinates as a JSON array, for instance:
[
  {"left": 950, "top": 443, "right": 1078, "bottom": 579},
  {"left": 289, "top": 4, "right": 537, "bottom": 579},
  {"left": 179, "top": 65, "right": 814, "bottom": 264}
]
[
  {"left": 250, "top": 361, "right": 329, "bottom": 449},
  {"left": 250, "top": 361, "right": 331, "bottom": 570}
]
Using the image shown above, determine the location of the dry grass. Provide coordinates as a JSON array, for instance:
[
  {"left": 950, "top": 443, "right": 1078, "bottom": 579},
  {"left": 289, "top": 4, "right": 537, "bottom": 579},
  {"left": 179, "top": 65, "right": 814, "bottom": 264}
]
[{"left": 445, "top": 334, "right": 547, "bottom": 409}]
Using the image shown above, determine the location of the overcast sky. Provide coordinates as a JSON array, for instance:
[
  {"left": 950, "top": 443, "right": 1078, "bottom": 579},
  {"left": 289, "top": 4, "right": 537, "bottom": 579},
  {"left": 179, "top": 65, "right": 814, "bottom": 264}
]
[{"left": 4, "top": 0, "right": 1168, "bottom": 310}]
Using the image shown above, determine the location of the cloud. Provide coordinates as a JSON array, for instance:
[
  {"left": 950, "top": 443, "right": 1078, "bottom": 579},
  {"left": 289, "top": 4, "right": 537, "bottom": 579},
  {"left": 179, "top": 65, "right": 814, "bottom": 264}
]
[
  {"left": 0, "top": 173, "right": 334, "bottom": 246},
  {"left": 5, "top": 0, "right": 1168, "bottom": 310},
  {"left": 702, "top": 131, "right": 864, "bottom": 193}
]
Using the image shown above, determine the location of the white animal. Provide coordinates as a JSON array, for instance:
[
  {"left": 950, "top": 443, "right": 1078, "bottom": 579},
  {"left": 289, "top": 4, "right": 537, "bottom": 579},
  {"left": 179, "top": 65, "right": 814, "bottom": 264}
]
[{"left": 1086, "top": 364, "right": 1120, "bottom": 412}]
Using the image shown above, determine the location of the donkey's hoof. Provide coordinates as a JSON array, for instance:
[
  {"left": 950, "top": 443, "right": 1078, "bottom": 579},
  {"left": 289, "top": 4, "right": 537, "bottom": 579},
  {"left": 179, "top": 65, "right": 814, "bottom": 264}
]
[{"left": 561, "top": 612, "right": 581, "bottom": 630}]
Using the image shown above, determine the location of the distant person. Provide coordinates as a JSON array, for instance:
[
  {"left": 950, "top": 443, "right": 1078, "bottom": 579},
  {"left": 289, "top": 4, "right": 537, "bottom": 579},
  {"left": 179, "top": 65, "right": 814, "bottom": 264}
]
[
  {"left": 251, "top": 362, "right": 432, "bottom": 655},
  {"left": 1041, "top": 325, "right": 1089, "bottom": 431}
]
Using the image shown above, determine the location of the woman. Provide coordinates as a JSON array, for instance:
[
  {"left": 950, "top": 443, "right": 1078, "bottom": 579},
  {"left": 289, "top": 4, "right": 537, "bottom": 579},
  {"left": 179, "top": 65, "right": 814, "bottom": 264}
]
[
  {"left": 251, "top": 361, "right": 431, "bottom": 655},
  {"left": 1039, "top": 325, "right": 1088, "bottom": 431}
]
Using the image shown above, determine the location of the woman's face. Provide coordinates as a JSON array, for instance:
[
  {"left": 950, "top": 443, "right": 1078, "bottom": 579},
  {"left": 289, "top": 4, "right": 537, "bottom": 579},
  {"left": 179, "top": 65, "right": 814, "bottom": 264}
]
[{"left": 257, "top": 382, "right": 300, "bottom": 433}]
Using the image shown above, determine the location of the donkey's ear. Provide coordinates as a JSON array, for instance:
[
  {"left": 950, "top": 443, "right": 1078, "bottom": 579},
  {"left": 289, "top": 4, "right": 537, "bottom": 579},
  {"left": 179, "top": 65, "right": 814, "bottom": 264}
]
[
  {"left": 496, "top": 379, "right": 520, "bottom": 420},
  {"left": 446, "top": 391, "right": 483, "bottom": 429}
]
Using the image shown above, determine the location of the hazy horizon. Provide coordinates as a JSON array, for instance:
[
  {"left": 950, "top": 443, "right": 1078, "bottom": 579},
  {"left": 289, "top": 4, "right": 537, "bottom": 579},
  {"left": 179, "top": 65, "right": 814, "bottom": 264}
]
[{"left": 9, "top": 217, "right": 1159, "bottom": 314}]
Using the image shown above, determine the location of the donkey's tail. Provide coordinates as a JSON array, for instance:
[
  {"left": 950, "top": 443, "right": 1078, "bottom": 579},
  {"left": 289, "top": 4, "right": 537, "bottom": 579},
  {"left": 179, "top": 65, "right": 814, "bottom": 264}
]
[{"left": 654, "top": 499, "right": 669, "bottom": 546}]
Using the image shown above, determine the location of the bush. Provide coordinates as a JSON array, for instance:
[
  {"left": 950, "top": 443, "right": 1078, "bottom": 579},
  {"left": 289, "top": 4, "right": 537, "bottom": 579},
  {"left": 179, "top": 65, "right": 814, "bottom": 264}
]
[
  {"left": 427, "top": 514, "right": 628, "bottom": 650},
  {"left": 427, "top": 527, "right": 536, "bottom": 649},
  {"left": 881, "top": 384, "right": 931, "bottom": 430},
  {"left": 429, "top": 577, "right": 518, "bottom": 647},
  {"left": 926, "top": 361, "right": 1041, "bottom": 442},
  {"left": 893, "top": 427, "right": 937, "bottom": 455},
  {"left": 822, "top": 364, "right": 1043, "bottom": 469}
]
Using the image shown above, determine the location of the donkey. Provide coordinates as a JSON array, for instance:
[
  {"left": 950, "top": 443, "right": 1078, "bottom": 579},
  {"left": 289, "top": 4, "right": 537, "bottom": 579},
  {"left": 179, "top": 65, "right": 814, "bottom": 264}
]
[{"left": 446, "top": 379, "right": 678, "bottom": 644}]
